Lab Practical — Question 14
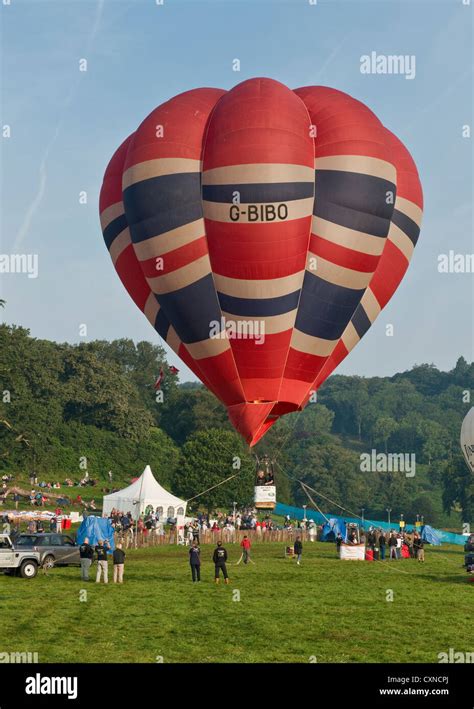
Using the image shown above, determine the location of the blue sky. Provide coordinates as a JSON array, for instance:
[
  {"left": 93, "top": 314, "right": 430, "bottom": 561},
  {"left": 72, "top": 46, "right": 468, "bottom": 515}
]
[{"left": 1, "top": 0, "right": 472, "bottom": 381}]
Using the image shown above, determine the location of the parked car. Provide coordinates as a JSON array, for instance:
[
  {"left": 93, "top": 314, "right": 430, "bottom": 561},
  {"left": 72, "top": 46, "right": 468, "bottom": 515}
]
[
  {"left": 0, "top": 534, "right": 41, "bottom": 578},
  {"left": 14, "top": 532, "right": 81, "bottom": 567}
]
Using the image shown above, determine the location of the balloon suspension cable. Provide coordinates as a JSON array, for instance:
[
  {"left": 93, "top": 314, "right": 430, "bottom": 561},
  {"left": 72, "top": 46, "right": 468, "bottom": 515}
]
[
  {"left": 276, "top": 461, "right": 371, "bottom": 525},
  {"left": 186, "top": 470, "right": 243, "bottom": 504},
  {"left": 299, "top": 482, "right": 330, "bottom": 522}
]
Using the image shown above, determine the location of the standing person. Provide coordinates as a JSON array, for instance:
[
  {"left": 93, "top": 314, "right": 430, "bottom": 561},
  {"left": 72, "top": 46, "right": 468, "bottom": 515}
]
[
  {"left": 113, "top": 543, "right": 126, "bottom": 583},
  {"left": 212, "top": 541, "right": 229, "bottom": 584},
  {"left": 95, "top": 539, "right": 110, "bottom": 583},
  {"left": 379, "top": 531, "right": 386, "bottom": 560},
  {"left": 414, "top": 534, "right": 425, "bottom": 562},
  {"left": 79, "top": 536, "right": 94, "bottom": 581},
  {"left": 388, "top": 533, "right": 398, "bottom": 560},
  {"left": 336, "top": 532, "right": 343, "bottom": 556},
  {"left": 240, "top": 535, "right": 251, "bottom": 564},
  {"left": 189, "top": 541, "right": 201, "bottom": 582},
  {"left": 396, "top": 534, "right": 403, "bottom": 560},
  {"left": 294, "top": 536, "right": 303, "bottom": 566}
]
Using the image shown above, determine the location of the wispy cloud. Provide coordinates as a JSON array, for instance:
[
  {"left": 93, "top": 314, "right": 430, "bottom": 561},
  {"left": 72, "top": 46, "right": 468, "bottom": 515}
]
[{"left": 13, "top": 0, "right": 105, "bottom": 251}]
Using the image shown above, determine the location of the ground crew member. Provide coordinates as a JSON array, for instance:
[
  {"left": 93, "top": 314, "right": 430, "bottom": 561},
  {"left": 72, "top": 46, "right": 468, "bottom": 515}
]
[
  {"left": 79, "top": 536, "right": 94, "bottom": 581},
  {"left": 95, "top": 539, "right": 110, "bottom": 583},
  {"left": 213, "top": 541, "right": 229, "bottom": 584},
  {"left": 113, "top": 542, "right": 126, "bottom": 583},
  {"left": 189, "top": 540, "right": 201, "bottom": 582},
  {"left": 294, "top": 536, "right": 303, "bottom": 565},
  {"left": 240, "top": 535, "right": 251, "bottom": 564}
]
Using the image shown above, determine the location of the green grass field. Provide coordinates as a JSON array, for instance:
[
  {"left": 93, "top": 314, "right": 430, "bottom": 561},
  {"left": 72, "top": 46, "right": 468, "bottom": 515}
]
[{"left": 1, "top": 541, "right": 471, "bottom": 664}]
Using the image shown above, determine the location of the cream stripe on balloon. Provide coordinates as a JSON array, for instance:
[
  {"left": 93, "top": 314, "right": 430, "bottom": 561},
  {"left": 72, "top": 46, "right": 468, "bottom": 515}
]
[
  {"left": 185, "top": 336, "right": 232, "bottom": 360},
  {"left": 387, "top": 223, "right": 414, "bottom": 262},
  {"left": 360, "top": 287, "right": 381, "bottom": 322},
  {"left": 306, "top": 253, "right": 373, "bottom": 290},
  {"left": 290, "top": 329, "right": 337, "bottom": 357},
  {"left": 341, "top": 321, "right": 360, "bottom": 351},
  {"left": 122, "top": 158, "right": 201, "bottom": 190},
  {"left": 147, "top": 254, "right": 211, "bottom": 295},
  {"left": 312, "top": 216, "right": 386, "bottom": 256},
  {"left": 143, "top": 292, "right": 160, "bottom": 327},
  {"left": 214, "top": 271, "right": 304, "bottom": 299},
  {"left": 395, "top": 196, "right": 423, "bottom": 227},
  {"left": 314, "top": 155, "right": 396, "bottom": 183},
  {"left": 203, "top": 198, "right": 314, "bottom": 223},
  {"left": 133, "top": 219, "right": 204, "bottom": 261},
  {"left": 100, "top": 201, "right": 125, "bottom": 232},
  {"left": 109, "top": 228, "right": 131, "bottom": 265},
  {"left": 202, "top": 163, "right": 314, "bottom": 185},
  {"left": 166, "top": 326, "right": 181, "bottom": 354}
]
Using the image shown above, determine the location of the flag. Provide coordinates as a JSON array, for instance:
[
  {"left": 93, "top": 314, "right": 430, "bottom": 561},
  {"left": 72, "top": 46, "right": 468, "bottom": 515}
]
[
  {"left": 169, "top": 366, "right": 179, "bottom": 375},
  {"left": 154, "top": 368, "right": 164, "bottom": 390}
]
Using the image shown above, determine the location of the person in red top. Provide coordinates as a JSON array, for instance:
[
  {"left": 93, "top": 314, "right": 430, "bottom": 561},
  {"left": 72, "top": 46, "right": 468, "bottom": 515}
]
[{"left": 240, "top": 535, "right": 251, "bottom": 564}]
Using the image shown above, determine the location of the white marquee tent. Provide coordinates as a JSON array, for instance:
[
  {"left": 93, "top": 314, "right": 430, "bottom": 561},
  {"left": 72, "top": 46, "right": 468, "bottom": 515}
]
[{"left": 102, "top": 465, "right": 187, "bottom": 522}]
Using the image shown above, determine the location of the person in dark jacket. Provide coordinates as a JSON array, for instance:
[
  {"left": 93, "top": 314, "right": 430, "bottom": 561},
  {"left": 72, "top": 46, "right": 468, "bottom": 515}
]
[
  {"left": 367, "top": 530, "right": 377, "bottom": 552},
  {"left": 189, "top": 541, "right": 201, "bottom": 582},
  {"left": 294, "top": 536, "right": 303, "bottom": 565},
  {"left": 212, "top": 541, "right": 229, "bottom": 583},
  {"left": 336, "top": 532, "right": 343, "bottom": 555},
  {"left": 379, "top": 532, "right": 386, "bottom": 560},
  {"left": 79, "top": 536, "right": 94, "bottom": 581},
  {"left": 95, "top": 539, "right": 110, "bottom": 583},
  {"left": 388, "top": 533, "right": 398, "bottom": 560},
  {"left": 413, "top": 534, "right": 425, "bottom": 562},
  {"left": 113, "top": 543, "right": 126, "bottom": 583}
]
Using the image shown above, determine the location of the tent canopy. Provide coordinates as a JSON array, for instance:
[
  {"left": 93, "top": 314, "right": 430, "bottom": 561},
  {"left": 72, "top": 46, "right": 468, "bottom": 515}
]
[{"left": 102, "top": 465, "right": 187, "bottom": 521}]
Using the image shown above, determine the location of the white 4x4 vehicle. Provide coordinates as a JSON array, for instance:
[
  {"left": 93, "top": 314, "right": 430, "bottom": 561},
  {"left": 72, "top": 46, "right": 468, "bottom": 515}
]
[{"left": 0, "top": 534, "right": 41, "bottom": 578}]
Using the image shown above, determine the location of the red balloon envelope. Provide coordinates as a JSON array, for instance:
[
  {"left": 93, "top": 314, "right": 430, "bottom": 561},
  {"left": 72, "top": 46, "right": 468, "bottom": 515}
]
[{"left": 99, "top": 78, "right": 423, "bottom": 446}]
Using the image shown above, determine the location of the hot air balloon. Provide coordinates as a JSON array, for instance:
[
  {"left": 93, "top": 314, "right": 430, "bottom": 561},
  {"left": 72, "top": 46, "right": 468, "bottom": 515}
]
[
  {"left": 99, "top": 78, "right": 423, "bottom": 461},
  {"left": 461, "top": 408, "right": 474, "bottom": 474}
]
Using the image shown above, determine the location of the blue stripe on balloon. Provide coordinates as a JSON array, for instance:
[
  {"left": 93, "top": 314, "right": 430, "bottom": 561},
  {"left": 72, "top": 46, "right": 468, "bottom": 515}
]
[
  {"left": 154, "top": 305, "right": 170, "bottom": 341},
  {"left": 351, "top": 304, "right": 372, "bottom": 339},
  {"left": 295, "top": 271, "right": 365, "bottom": 340},
  {"left": 103, "top": 214, "right": 128, "bottom": 249},
  {"left": 313, "top": 170, "right": 395, "bottom": 237},
  {"left": 217, "top": 289, "right": 300, "bottom": 317},
  {"left": 123, "top": 173, "right": 202, "bottom": 243},
  {"left": 391, "top": 208, "right": 420, "bottom": 246},
  {"left": 157, "top": 273, "right": 223, "bottom": 344},
  {"left": 202, "top": 182, "right": 314, "bottom": 204}
]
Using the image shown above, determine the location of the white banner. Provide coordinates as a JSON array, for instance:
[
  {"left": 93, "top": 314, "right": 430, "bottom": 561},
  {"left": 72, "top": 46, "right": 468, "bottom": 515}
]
[
  {"left": 254, "top": 486, "right": 276, "bottom": 504},
  {"left": 340, "top": 543, "right": 366, "bottom": 560}
]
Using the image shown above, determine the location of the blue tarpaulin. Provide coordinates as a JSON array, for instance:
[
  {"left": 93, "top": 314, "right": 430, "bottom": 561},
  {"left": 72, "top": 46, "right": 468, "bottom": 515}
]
[
  {"left": 421, "top": 525, "right": 441, "bottom": 546},
  {"left": 321, "top": 518, "right": 347, "bottom": 542},
  {"left": 76, "top": 516, "right": 115, "bottom": 552},
  {"left": 275, "top": 503, "right": 465, "bottom": 546}
]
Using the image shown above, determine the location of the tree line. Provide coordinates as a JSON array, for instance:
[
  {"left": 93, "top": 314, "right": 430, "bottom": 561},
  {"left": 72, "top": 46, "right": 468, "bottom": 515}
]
[{"left": 0, "top": 323, "right": 472, "bottom": 527}]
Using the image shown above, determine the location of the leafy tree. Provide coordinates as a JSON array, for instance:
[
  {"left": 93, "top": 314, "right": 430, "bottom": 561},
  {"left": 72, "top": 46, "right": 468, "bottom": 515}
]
[
  {"left": 176, "top": 429, "right": 254, "bottom": 513},
  {"left": 373, "top": 416, "right": 398, "bottom": 453}
]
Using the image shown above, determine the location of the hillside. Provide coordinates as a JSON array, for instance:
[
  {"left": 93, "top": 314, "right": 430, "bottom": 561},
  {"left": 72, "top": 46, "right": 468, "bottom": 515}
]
[{"left": 0, "top": 323, "right": 472, "bottom": 528}]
